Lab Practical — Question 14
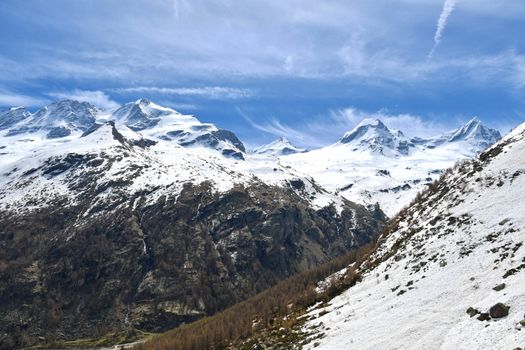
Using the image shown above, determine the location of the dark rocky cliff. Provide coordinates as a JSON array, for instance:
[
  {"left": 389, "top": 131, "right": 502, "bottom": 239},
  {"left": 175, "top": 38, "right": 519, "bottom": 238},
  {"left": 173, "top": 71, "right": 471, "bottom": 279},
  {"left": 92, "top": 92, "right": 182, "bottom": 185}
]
[{"left": 0, "top": 178, "right": 385, "bottom": 349}]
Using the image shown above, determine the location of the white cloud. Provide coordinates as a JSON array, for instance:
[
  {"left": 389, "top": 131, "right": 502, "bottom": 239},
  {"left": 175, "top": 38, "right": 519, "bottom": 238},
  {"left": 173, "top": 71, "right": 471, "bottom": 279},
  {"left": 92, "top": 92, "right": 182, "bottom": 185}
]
[
  {"left": 0, "top": 92, "right": 49, "bottom": 107},
  {"left": 428, "top": 0, "right": 458, "bottom": 59},
  {"left": 113, "top": 86, "right": 253, "bottom": 99},
  {"left": 48, "top": 90, "right": 120, "bottom": 110},
  {"left": 238, "top": 108, "right": 324, "bottom": 147},
  {"left": 1, "top": 0, "right": 524, "bottom": 96}
]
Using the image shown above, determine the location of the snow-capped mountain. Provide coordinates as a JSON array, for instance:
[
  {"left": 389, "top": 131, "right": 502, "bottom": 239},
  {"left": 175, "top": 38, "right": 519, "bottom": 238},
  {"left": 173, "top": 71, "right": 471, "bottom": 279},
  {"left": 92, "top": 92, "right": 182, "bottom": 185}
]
[
  {"left": 417, "top": 117, "right": 502, "bottom": 152},
  {"left": 0, "top": 99, "right": 502, "bottom": 216},
  {"left": 253, "top": 136, "right": 307, "bottom": 156},
  {"left": 0, "top": 120, "right": 347, "bottom": 213},
  {"left": 0, "top": 101, "right": 105, "bottom": 167},
  {"left": 0, "top": 99, "right": 246, "bottom": 166},
  {"left": 113, "top": 98, "right": 246, "bottom": 159},
  {"left": 339, "top": 118, "right": 414, "bottom": 156},
  {"left": 301, "top": 120, "right": 525, "bottom": 350},
  {"left": 6, "top": 100, "right": 100, "bottom": 138},
  {"left": 282, "top": 118, "right": 501, "bottom": 216}
]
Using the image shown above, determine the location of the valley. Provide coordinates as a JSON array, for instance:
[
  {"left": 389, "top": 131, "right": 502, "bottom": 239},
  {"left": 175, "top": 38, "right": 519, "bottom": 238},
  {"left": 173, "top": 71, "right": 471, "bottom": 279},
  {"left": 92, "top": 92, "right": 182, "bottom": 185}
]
[{"left": 0, "top": 99, "right": 519, "bottom": 350}]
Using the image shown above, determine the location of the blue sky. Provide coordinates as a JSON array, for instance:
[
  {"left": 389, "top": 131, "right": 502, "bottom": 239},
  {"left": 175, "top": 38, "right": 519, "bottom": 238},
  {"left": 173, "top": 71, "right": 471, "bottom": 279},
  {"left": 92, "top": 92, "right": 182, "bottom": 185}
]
[{"left": 1, "top": 0, "right": 524, "bottom": 147}]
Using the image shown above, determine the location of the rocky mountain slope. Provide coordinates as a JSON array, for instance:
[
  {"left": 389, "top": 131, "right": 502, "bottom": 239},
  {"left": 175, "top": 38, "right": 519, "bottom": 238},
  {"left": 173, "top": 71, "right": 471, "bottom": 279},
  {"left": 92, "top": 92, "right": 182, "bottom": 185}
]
[
  {"left": 299, "top": 121, "right": 525, "bottom": 349},
  {"left": 0, "top": 102, "right": 386, "bottom": 349},
  {"left": 282, "top": 117, "right": 501, "bottom": 216}
]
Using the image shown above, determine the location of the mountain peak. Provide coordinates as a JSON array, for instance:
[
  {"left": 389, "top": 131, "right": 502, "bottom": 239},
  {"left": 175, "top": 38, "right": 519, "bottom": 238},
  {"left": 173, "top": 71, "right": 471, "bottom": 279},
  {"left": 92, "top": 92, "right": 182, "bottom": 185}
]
[
  {"left": 340, "top": 119, "right": 389, "bottom": 143},
  {"left": 447, "top": 117, "right": 501, "bottom": 146},
  {"left": 466, "top": 116, "right": 481, "bottom": 124},
  {"left": 339, "top": 118, "right": 413, "bottom": 156},
  {"left": 113, "top": 99, "right": 165, "bottom": 131},
  {"left": 356, "top": 118, "right": 386, "bottom": 128},
  {"left": 135, "top": 98, "right": 151, "bottom": 104},
  {"left": 254, "top": 136, "right": 306, "bottom": 156}
]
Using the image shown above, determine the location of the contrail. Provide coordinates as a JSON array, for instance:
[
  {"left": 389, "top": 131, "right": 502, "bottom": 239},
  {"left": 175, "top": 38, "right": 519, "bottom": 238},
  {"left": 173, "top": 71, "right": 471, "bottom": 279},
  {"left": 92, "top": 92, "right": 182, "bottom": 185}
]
[
  {"left": 172, "top": 0, "right": 189, "bottom": 20},
  {"left": 428, "top": 0, "right": 458, "bottom": 59}
]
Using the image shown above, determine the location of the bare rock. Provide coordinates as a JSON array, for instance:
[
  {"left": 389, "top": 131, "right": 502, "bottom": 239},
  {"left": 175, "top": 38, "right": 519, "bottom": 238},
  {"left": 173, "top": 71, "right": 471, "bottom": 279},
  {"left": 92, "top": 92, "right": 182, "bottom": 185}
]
[
  {"left": 489, "top": 303, "right": 510, "bottom": 319},
  {"left": 493, "top": 283, "right": 506, "bottom": 291}
]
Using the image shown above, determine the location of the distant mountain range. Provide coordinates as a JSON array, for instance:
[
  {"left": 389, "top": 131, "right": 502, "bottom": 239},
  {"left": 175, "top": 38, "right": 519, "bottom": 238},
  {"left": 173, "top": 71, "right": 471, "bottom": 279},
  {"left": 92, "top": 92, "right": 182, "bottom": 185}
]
[
  {"left": 281, "top": 117, "right": 501, "bottom": 216},
  {"left": 338, "top": 117, "right": 501, "bottom": 156},
  {"left": 0, "top": 99, "right": 502, "bottom": 217},
  {"left": 0, "top": 99, "right": 245, "bottom": 165}
]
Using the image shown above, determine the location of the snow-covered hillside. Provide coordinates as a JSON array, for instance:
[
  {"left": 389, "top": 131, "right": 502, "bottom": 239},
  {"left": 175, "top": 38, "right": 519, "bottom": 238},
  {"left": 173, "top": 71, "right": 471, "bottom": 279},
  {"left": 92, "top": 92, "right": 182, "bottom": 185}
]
[
  {"left": 282, "top": 118, "right": 501, "bottom": 216},
  {"left": 302, "top": 121, "right": 525, "bottom": 349},
  {"left": 0, "top": 120, "right": 345, "bottom": 215}
]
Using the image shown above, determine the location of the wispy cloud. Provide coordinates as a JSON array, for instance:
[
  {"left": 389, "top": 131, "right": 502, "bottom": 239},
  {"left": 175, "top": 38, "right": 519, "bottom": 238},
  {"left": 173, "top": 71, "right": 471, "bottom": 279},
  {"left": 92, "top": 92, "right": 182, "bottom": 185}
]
[
  {"left": 428, "top": 0, "right": 458, "bottom": 59},
  {"left": 155, "top": 101, "right": 199, "bottom": 111},
  {"left": 113, "top": 86, "right": 253, "bottom": 99},
  {"left": 171, "top": 0, "right": 191, "bottom": 19},
  {"left": 238, "top": 108, "right": 323, "bottom": 147},
  {"left": 47, "top": 90, "right": 120, "bottom": 110},
  {"left": 244, "top": 106, "right": 453, "bottom": 148},
  {"left": 0, "top": 91, "right": 49, "bottom": 108}
]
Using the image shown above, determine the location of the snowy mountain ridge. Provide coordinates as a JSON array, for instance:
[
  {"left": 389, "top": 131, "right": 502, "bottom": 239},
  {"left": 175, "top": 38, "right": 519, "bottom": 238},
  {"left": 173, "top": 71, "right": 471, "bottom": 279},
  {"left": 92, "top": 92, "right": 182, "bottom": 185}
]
[
  {"left": 0, "top": 99, "right": 246, "bottom": 165},
  {"left": 0, "top": 99, "right": 502, "bottom": 217},
  {"left": 337, "top": 117, "right": 501, "bottom": 157},
  {"left": 282, "top": 117, "right": 502, "bottom": 216},
  {"left": 0, "top": 119, "right": 347, "bottom": 216},
  {"left": 0, "top": 106, "right": 31, "bottom": 130}
]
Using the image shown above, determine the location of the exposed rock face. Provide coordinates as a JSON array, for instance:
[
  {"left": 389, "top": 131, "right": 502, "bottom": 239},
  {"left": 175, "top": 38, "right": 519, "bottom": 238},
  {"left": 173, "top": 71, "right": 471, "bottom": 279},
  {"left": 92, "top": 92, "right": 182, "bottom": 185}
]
[{"left": 0, "top": 179, "right": 384, "bottom": 349}]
